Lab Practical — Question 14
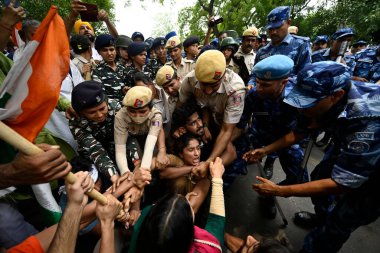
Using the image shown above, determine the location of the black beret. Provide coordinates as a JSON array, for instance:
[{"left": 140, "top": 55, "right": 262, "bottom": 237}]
[
  {"left": 132, "top": 31, "right": 144, "bottom": 41},
  {"left": 127, "top": 42, "right": 147, "bottom": 57},
  {"left": 152, "top": 37, "right": 166, "bottom": 50},
  {"left": 70, "top": 34, "right": 91, "bottom": 54},
  {"left": 94, "top": 34, "right": 114, "bottom": 51},
  {"left": 183, "top": 36, "right": 200, "bottom": 48},
  {"left": 71, "top": 81, "right": 106, "bottom": 112}
]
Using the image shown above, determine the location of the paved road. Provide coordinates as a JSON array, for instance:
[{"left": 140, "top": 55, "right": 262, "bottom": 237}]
[{"left": 224, "top": 146, "right": 380, "bottom": 252}]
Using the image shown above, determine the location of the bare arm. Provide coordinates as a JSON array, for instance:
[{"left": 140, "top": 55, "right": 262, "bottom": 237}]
[
  {"left": 243, "top": 131, "right": 305, "bottom": 163},
  {"left": 207, "top": 123, "right": 235, "bottom": 163},
  {"left": 47, "top": 172, "right": 93, "bottom": 253},
  {"left": 253, "top": 177, "right": 348, "bottom": 198},
  {"left": 0, "top": 2, "right": 25, "bottom": 51},
  {"left": 97, "top": 9, "right": 118, "bottom": 38},
  {"left": 64, "top": 0, "right": 86, "bottom": 38},
  {"left": 159, "top": 165, "right": 193, "bottom": 179},
  {"left": 0, "top": 144, "right": 71, "bottom": 189}
]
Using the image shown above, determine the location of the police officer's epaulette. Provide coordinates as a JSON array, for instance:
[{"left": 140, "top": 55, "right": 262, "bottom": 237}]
[
  {"left": 291, "top": 34, "right": 310, "bottom": 42},
  {"left": 312, "top": 48, "right": 328, "bottom": 55},
  {"left": 183, "top": 58, "right": 195, "bottom": 64}
]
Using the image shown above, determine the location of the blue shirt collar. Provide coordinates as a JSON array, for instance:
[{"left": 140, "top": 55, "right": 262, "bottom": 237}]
[{"left": 270, "top": 33, "right": 292, "bottom": 46}]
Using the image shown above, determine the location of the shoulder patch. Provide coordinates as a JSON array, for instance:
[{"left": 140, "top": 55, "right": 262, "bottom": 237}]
[
  {"left": 291, "top": 34, "right": 310, "bottom": 42},
  {"left": 348, "top": 140, "right": 370, "bottom": 153}
]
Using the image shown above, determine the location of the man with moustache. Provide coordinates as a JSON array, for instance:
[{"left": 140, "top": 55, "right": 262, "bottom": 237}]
[
  {"left": 252, "top": 61, "right": 380, "bottom": 253},
  {"left": 247, "top": 6, "right": 311, "bottom": 176},
  {"left": 178, "top": 50, "right": 246, "bottom": 179},
  {"left": 235, "top": 27, "right": 259, "bottom": 76},
  {"left": 67, "top": 0, "right": 119, "bottom": 62},
  {"left": 92, "top": 34, "right": 128, "bottom": 101}
]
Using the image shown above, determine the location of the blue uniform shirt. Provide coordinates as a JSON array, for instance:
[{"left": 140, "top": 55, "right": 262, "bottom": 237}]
[
  {"left": 311, "top": 48, "right": 355, "bottom": 74},
  {"left": 294, "top": 81, "right": 380, "bottom": 189},
  {"left": 238, "top": 78, "right": 299, "bottom": 143},
  {"left": 353, "top": 47, "right": 380, "bottom": 82},
  {"left": 248, "top": 34, "right": 311, "bottom": 85},
  {"left": 369, "top": 62, "right": 380, "bottom": 83},
  {"left": 331, "top": 81, "right": 380, "bottom": 188}
]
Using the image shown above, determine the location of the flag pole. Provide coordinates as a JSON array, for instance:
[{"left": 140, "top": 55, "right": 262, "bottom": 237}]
[{"left": 0, "top": 121, "right": 108, "bottom": 205}]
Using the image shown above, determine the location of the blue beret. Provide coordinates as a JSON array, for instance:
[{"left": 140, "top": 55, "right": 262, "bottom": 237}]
[
  {"left": 183, "top": 36, "right": 200, "bottom": 48},
  {"left": 331, "top": 28, "right": 354, "bottom": 40},
  {"left": 210, "top": 38, "right": 219, "bottom": 48},
  {"left": 127, "top": 42, "right": 147, "bottom": 57},
  {"left": 266, "top": 6, "right": 290, "bottom": 29},
  {"left": 165, "top": 31, "right": 177, "bottom": 41},
  {"left": 152, "top": 37, "right": 166, "bottom": 49},
  {"left": 284, "top": 62, "right": 351, "bottom": 108},
  {"left": 198, "top": 44, "right": 217, "bottom": 57},
  {"left": 352, "top": 40, "right": 367, "bottom": 47},
  {"left": 132, "top": 31, "right": 144, "bottom": 41},
  {"left": 253, "top": 55, "right": 294, "bottom": 80},
  {"left": 94, "top": 34, "right": 114, "bottom": 51},
  {"left": 71, "top": 81, "right": 106, "bottom": 112},
  {"left": 313, "top": 35, "right": 328, "bottom": 44}
]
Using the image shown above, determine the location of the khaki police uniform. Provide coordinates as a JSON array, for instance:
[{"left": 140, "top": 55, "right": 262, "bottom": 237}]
[
  {"left": 114, "top": 107, "right": 162, "bottom": 143},
  {"left": 165, "top": 58, "right": 195, "bottom": 80},
  {"left": 235, "top": 47, "right": 255, "bottom": 75},
  {"left": 179, "top": 68, "right": 246, "bottom": 126},
  {"left": 72, "top": 55, "right": 97, "bottom": 79}
]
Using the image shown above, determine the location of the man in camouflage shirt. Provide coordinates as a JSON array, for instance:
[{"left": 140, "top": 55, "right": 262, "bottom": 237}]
[
  {"left": 147, "top": 37, "right": 168, "bottom": 76},
  {"left": 92, "top": 34, "right": 128, "bottom": 101},
  {"left": 69, "top": 81, "right": 121, "bottom": 184},
  {"left": 124, "top": 42, "right": 155, "bottom": 87}
]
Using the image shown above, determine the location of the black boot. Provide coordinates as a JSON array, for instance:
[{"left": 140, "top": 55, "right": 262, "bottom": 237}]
[
  {"left": 293, "top": 211, "right": 320, "bottom": 228},
  {"left": 263, "top": 157, "right": 275, "bottom": 179}
]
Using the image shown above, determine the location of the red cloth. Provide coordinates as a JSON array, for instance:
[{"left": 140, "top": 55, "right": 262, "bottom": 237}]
[
  {"left": 7, "top": 236, "right": 44, "bottom": 253},
  {"left": 189, "top": 226, "right": 222, "bottom": 253}
]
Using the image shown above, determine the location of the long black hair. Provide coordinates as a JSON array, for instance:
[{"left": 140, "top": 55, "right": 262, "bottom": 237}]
[{"left": 136, "top": 193, "right": 194, "bottom": 253}]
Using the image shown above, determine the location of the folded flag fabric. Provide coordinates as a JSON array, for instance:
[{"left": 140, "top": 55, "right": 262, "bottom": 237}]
[{"left": 0, "top": 6, "right": 70, "bottom": 225}]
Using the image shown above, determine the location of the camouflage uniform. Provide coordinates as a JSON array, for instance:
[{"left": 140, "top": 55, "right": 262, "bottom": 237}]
[
  {"left": 284, "top": 62, "right": 380, "bottom": 253},
  {"left": 147, "top": 58, "right": 166, "bottom": 77},
  {"left": 238, "top": 81, "right": 308, "bottom": 184},
  {"left": 353, "top": 47, "right": 380, "bottom": 82},
  {"left": 69, "top": 99, "right": 121, "bottom": 179},
  {"left": 124, "top": 64, "right": 155, "bottom": 87},
  {"left": 299, "top": 81, "right": 380, "bottom": 253},
  {"left": 248, "top": 34, "right": 311, "bottom": 86},
  {"left": 92, "top": 61, "right": 128, "bottom": 101},
  {"left": 311, "top": 48, "right": 355, "bottom": 74}
]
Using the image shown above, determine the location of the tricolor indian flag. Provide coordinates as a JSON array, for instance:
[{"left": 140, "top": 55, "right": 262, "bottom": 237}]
[{"left": 0, "top": 6, "right": 70, "bottom": 225}]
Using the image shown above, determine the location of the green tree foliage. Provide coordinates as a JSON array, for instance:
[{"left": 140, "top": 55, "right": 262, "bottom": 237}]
[
  {"left": 0, "top": 0, "right": 115, "bottom": 33},
  {"left": 296, "top": 0, "right": 380, "bottom": 43},
  {"left": 177, "top": 0, "right": 312, "bottom": 39},
  {"left": 178, "top": 0, "right": 379, "bottom": 43}
]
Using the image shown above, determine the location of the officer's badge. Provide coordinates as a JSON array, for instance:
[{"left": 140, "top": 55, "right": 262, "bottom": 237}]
[
  {"left": 170, "top": 40, "right": 176, "bottom": 46},
  {"left": 264, "top": 71, "right": 272, "bottom": 79},
  {"left": 160, "top": 40, "right": 165, "bottom": 46},
  {"left": 151, "top": 121, "right": 160, "bottom": 127},
  {"left": 134, "top": 99, "right": 143, "bottom": 108},
  {"left": 348, "top": 141, "right": 370, "bottom": 153},
  {"left": 96, "top": 96, "right": 101, "bottom": 102},
  {"left": 166, "top": 74, "right": 172, "bottom": 80},
  {"left": 213, "top": 71, "right": 222, "bottom": 80},
  {"left": 269, "top": 16, "right": 276, "bottom": 22}
]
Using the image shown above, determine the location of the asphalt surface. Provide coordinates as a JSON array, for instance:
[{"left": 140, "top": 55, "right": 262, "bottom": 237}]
[{"left": 224, "top": 146, "right": 380, "bottom": 253}]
